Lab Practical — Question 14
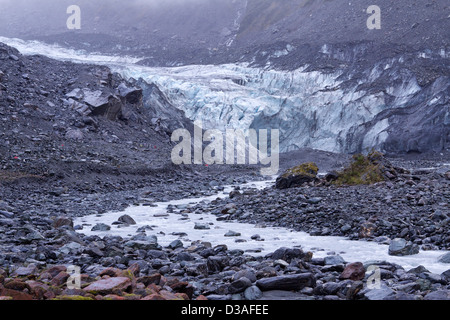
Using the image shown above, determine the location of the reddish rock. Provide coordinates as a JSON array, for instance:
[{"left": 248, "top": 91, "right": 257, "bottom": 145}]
[
  {"left": 26, "top": 280, "right": 52, "bottom": 300},
  {"left": 127, "top": 263, "right": 140, "bottom": 277},
  {"left": 175, "top": 293, "right": 190, "bottom": 300},
  {"left": 196, "top": 295, "right": 208, "bottom": 300},
  {"left": 51, "top": 272, "right": 70, "bottom": 287},
  {"left": 138, "top": 273, "right": 161, "bottom": 286},
  {"left": 340, "top": 262, "right": 366, "bottom": 281},
  {"left": 159, "top": 290, "right": 183, "bottom": 300},
  {"left": 38, "top": 272, "right": 52, "bottom": 282},
  {"left": 44, "top": 266, "right": 67, "bottom": 278},
  {"left": 103, "top": 294, "right": 126, "bottom": 300},
  {"left": 83, "top": 277, "right": 132, "bottom": 295},
  {"left": 99, "top": 268, "right": 123, "bottom": 278},
  {"left": 0, "top": 288, "right": 33, "bottom": 300},
  {"left": 141, "top": 293, "right": 166, "bottom": 300},
  {"left": 168, "top": 279, "right": 193, "bottom": 299},
  {"left": 145, "top": 283, "right": 160, "bottom": 296},
  {"left": 4, "top": 279, "right": 31, "bottom": 291},
  {"left": 53, "top": 216, "right": 74, "bottom": 229}
]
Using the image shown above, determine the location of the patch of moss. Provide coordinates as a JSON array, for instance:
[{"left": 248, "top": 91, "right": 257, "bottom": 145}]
[
  {"left": 333, "top": 151, "right": 385, "bottom": 186},
  {"left": 282, "top": 162, "right": 319, "bottom": 178},
  {"left": 122, "top": 269, "right": 135, "bottom": 281}
]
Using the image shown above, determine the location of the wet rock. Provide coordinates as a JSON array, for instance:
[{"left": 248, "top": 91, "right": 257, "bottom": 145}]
[
  {"left": 362, "top": 286, "right": 394, "bottom": 300},
  {"left": 270, "top": 247, "right": 305, "bottom": 263},
  {"left": 91, "top": 223, "right": 111, "bottom": 232},
  {"left": 340, "top": 262, "right": 365, "bottom": 281},
  {"left": 194, "top": 223, "right": 210, "bottom": 230},
  {"left": 256, "top": 273, "right": 315, "bottom": 291},
  {"left": 232, "top": 270, "right": 257, "bottom": 283},
  {"left": 388, "top": 238, "right": 419, "bottom": 256},
  {"left": 224, "top": 230, "right": 241, "bottom": 237},
  {"left": 124, "top": 239, "right": 160, "bottom": 251},
  {"left": 438, "top": 252, "right": 450, "bottom": 264},
  {"left": 244, "top": 285, "right": 263, "bottom": 300},
  {"left": 168, "top": 239, "right": 184, "bottom": 250},
  {"left": 117, "top": 215, "right": 137, "bottom": 225},
  {"left": 207, "top": 256, "right": 230, "bottom": 273},
  {"left": 324, "top": 255, "right": 345, "bottom": 265},
  {"left": 228, "top": 277, "right": 252, "bottom": 294}
]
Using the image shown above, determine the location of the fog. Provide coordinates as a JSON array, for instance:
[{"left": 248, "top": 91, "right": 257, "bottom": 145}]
[{"left": 0, "top": 0, "right": 242, "bottom": 42}]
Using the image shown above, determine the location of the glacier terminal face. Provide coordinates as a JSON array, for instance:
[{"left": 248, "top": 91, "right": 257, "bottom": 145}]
[
  {"left": 117, "top": 62, "right": 442, "bottom": 154},
  {"left": 1, "top": 36, "right": 448, "bottom": 155}
]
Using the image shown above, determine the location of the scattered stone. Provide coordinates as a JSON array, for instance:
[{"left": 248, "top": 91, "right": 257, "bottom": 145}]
[
  {"left": 224, "top": 230, "right": 241, "bottom": 237},
  {"left": 324, "top": 255, "right": 345, "bottom": 265},
  {"left": 438, "top": 252, "right": 450, "bottom": 264},
  {"left": 118, "top": 215, "right": 137, "bottom": 225},
  {"left": 194, "top": 223, "right": 210, "bottom": 230},
  {"left": 244, "top": 286, "right": 263, "bottom": 300},
  {"left": 91, "top": 223, "right": 111, "bottom": 232}
]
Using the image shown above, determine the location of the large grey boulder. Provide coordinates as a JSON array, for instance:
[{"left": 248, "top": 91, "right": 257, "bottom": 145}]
[{"left": 388, "top": 238, "right": 419, "bottom": 256}]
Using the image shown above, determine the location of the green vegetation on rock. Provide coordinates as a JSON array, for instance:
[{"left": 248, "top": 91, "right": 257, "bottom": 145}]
[
  {"left": 333, "top": 150, "right": 387, "bottom": 185},
  {"left": 282, "top": 162, "right": 319, "bottom": 178}
]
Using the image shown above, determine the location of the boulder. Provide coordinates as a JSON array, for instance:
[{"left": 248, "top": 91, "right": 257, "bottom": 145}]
[
  {"left": 388, "top": 238, "right": 419, "bottom": 256},
  {"left": 270, "top": 247, "right": 305, "bottom": 263},
  {"left": 256, "top": 273, "right": 315, "bottom": 291},
  {"left": 82, "top": 89, "right": 123, "bottom": 120},
  {"left": 83, "top": 277, "right": 132, "bottom": 295},
  {"left": 118, "top": 214, "right": 137, "bottom": 225},
  {"left": 275, "top": 163, "right": 319, "bottom": 189},
  {"left": 340, "top": 262, "right": 366, "bottom": 281},
  {"left": 117, "top": 83, "right": 143, "bottom": 104},
  {"left": 438, "top": 252, "right": 450, "bottom": 264},
  {"left": 91, "top": 223, "right": 111, "bottom": 232}
]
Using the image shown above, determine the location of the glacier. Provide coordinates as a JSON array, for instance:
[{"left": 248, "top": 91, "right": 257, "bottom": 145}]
[{"left": 1, "top": 36, "right": 447, "bottom": 154}]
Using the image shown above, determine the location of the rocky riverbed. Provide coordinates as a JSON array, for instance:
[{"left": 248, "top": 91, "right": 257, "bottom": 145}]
[
  {"left": 0, "top": 156, "right": 449, "bottom": 300},
  {"left": 1, "top": 41, "right": 449, "bottom": 300}
]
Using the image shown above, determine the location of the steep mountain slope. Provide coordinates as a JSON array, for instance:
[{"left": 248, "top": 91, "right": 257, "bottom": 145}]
[{"left": 0, "top": 0, "right": 448, "bottom": 154}]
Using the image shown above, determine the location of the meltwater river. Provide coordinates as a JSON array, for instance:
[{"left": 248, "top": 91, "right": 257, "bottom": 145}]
[{"left": 73, "top": 179, "right": 449, "bottom": 275}]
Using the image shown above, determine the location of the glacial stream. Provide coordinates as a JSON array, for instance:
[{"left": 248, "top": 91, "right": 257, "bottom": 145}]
[{"left": 74, "top": 179, "right": 450, "bottom": 275}]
